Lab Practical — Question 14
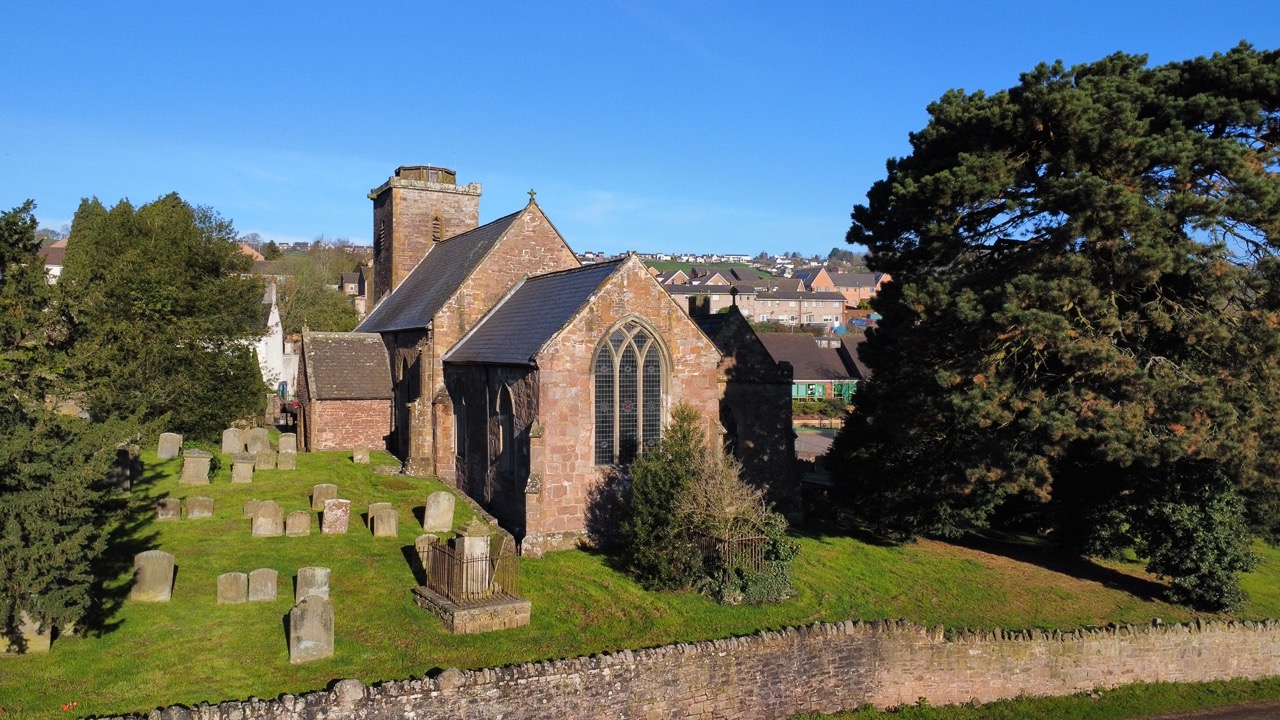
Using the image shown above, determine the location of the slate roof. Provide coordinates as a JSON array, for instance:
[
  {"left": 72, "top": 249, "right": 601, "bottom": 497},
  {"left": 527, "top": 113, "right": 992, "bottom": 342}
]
[
  {"left": 340, "top": 271, "right": 360, "bottom": 285},
  {"left": 829, "top": 272, "right": 883, "bottom": 289},
  {"left": 302, "top": 332, "right": 393, "bottom": 400},
  {"left": 38, "top": 243, "right": 66, "bottom": 267},
  {"left": 357, "top": 210, "right": 522, "bottom": 333},
  {"left": 755, "top": 289, "right": 846, "bottom": 301},
  {"left": 758, "top": 334, "right": 856, "bottom": 382},
  {"left": 840, "top": 333, "right": 872, "bottom": 380},
  {"left": 445, "top": 260, "right": 624, "bottom": 365}
]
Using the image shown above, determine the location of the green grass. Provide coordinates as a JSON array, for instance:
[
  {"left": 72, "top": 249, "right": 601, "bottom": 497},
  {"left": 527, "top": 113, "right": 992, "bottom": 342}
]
[
  {"left": 3, "top": 451, "right": 1280, "bottom": 717},
  {"left": 794, "top": 677, "right": 1280, "bottom": 719}
]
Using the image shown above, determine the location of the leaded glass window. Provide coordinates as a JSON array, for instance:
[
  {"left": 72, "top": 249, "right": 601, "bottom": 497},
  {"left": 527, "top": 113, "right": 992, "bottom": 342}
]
[{"left": 594, "top": 320, "right": 664, "bottom": 464}]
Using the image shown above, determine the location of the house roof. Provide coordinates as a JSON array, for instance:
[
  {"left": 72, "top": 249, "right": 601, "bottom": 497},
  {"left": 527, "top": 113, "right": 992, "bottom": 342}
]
[
  {"left": 357, "top": 210, "right": 522, "bottom": 333},
  {"left": 690, "top": 266, "right": 767, "bottom": 282},
  {"left": 758, "top": 334, "right": 855, "bottom": 382},
  {"left": 38, "top": 242, "right": 66, "bottom": 267},
  {"left": 445, "top": 260, "right": 625, "bottom": 365},
  {"left": 302, "top": 332, "right": 393, "bottom": 400},
  {"left": 756, "top": 289, "right": 846, "bottom": 301},
  {"left": 829, "top": 272, "right": 883, "bottom": 289},
  {"left": 340, "top": 271, "right": 361, "bottom": 285},
  {"left": 840, "top": 333, "right": 872, "bottom": 380}
]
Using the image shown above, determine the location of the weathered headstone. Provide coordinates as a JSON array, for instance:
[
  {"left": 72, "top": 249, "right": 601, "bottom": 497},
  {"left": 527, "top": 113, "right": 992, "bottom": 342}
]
[
  {"left": 243, "top": 499, "right": 262, "bottom": 519},
  {"left": 371, "top": 507, "right": 398, "bottom": 537},
  {"left": 352, "top": 446, "right": 370, "bottom": 464},
  {"left": 255, "top": 448, "right": 277, "bottom": 471},
  {"left": 156, "top": 498, "right": 181, "bottom": 521},
  {"left": 109, "top": 443, "right": 141, "bottom": 490},
  {"left": 179, "top": 449, "right": 212, "bottom": 485},
  {"left": 221, "top": 427, "right": 245, "bottom": 454},
  {"left": 252, "top": 500, "right": 284, "bottom": 537},
  {"left": 0, "top": 612, "right": 52, "bottom": 654},
  {"left": 248, "top": 568, "right": 277, "bottom": 602},
  {"left": 231, "top": 453, "right": 255, "bottom": 483},
  {"left": 286, "top": 510, "right": 311, "bottom": 537},
  {"left": 278, "top": 433, "right": 297, "bottom": 454},
  {"left": 296, "top": 566, "right": 331, "bottom": 601},
  {"left": 422, "top": 491, "right": 456, "bottom": 532},
  {"left": 311, "top": 484, "right": 338, "bottom": 511},
  {"left": 277, "top": 450, "right": 297, "bottom": 471},
  {"left": 367, "top": 502, "right": 392, "bottom": 525},
  {"left": 157, "top": 432, "right": 183, "bottom": 460},
  {"left": 415, "top": 534, "right": 439, "bottom": 576},
  {"left": 185, "top": 496, "right": 214, "bottom": 519},
  {"left": 289, "top": 595, "right": 334, "bottom": 664},
  {"left": 245, "top": 427, "right": 270, "bottom": 454},
  {"left": 457, "top": 518, "right": 491, "bottom": 595},
  {"left": 130, "top": 550, "right": 175, "bottom": 602},
  {"left": 321, "top": 499, "right": 350, "bottom": 535},
  {"left": 217, "top": 572, "right": 248, "bottom": 604}
]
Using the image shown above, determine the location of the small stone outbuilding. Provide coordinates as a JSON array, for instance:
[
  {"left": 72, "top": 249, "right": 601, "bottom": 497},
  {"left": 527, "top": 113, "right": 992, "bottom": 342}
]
[{"left": 297, "top": 332, "right": 393, "bottom": 451}]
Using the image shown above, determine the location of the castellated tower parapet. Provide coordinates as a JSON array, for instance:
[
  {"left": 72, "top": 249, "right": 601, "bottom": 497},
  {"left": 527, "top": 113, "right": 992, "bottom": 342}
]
[{"left": 369, "top": 165, "right": 481, "bottom": 304}]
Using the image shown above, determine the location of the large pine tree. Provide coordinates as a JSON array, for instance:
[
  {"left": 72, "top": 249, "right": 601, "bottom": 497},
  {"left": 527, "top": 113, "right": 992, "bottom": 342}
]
[{"left": 832, "top": 45, "right": 1280, "bottom": 609}]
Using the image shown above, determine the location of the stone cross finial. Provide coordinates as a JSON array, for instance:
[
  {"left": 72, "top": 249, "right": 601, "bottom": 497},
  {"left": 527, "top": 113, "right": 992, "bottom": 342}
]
[{"left": 527, "top": 188, "right": 537, "bottom": 203}]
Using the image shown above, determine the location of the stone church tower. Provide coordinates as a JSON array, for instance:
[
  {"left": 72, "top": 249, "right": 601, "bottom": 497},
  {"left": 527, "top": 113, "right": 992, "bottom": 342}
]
[{"left": 369, "top": 165, "right": 482, "bottom": 304}]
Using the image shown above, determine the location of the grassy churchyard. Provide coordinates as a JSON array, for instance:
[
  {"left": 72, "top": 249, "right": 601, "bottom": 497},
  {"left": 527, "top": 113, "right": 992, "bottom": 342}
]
[{"left": 4, "top": 444, "right": 1280, "bottom": 717}]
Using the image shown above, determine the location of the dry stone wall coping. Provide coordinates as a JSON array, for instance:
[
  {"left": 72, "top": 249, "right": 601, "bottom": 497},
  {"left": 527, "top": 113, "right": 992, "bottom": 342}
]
[{"left": 102, "top": 617, "right": 1280, "bottom": 720}]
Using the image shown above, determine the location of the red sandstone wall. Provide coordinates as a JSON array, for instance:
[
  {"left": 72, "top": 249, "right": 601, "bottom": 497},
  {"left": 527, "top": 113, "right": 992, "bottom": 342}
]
[
  {"left": 308, "top": 399, "right": 391, "bottom": 451},
  {"left": 123, "top": 618, "right": 1280, "bottom": 720},
  {"left": 530, "top": 257, "right": 722, "bottom": 550}
]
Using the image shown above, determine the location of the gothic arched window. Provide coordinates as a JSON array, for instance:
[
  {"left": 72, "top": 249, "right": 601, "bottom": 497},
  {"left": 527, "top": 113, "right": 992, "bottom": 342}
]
[{"left": 594, "top": 320, "right": 664, "bottom": 465}]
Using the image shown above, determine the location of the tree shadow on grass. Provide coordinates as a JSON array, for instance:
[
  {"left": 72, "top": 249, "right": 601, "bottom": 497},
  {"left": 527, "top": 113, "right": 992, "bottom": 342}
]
[
  {"left": 80, "top": 461, "right": 166, "bottom": 637},
  {"left": 946, "top": 531, "right": 1170, "bottom": 603}
]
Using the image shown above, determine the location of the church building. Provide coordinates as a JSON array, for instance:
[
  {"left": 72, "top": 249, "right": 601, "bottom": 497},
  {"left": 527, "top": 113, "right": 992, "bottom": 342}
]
[{"left": 299, "top": 166, "right": 795, "bottom": 554}]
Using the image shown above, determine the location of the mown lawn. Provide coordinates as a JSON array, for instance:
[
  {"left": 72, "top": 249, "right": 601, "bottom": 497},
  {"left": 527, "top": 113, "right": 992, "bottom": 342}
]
[{"left": 2, "top": 449, "right": 1279, "bottom": 718}]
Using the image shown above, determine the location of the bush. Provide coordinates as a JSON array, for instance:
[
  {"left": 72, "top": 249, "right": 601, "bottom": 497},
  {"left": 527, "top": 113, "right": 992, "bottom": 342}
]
[{"left": 621, "top": 404, "right": 798, "bottom": 603}]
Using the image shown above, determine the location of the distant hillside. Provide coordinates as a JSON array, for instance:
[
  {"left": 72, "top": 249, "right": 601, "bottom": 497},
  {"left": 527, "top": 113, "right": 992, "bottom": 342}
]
[{"left": 643, "top": 260, "right": 771, "bottom": 277}]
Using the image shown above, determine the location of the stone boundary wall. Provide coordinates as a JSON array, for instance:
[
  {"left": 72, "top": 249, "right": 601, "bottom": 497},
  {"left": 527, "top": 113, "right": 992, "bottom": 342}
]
[{"left": 103, "top": 618, "right": 1280, "bottom": 720}]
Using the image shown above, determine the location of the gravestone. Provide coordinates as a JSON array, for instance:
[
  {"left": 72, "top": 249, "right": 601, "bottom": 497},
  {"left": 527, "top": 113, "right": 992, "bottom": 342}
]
[
  {"left": 109, "top": 443, "right": 141, "bottom": 490},
  {"left": 286, "top": 510, "right": 311, "bottom": 537},
  {"left": 157, "top": 433, "right": 182, "bottom": 460},
  {"left": 278, "top": 433, "right": 297, "bottom": 454},
  {"left": 321, "top": 499, "right": 350, "bottom": 535},
  {"left": 242, "top": 499, "right": 262, "bottom": 519},
  {"left": 252, "top": 500, "right": 284, "bottom": 537},
  {"left": 289, "top": 595, "right": 334, "bottom": 664},
  {"left": 352, "top": 446, "right": 370, "bottom": 464},
  {"left": 367, "top": 502, "right": 392, "bottom": 525},
  {"left": 245, "top": 427, "right": 270, "bottom": 454},
  {"left": 277, "top": 450, "right": 297, "bottom": 471},
  {"left": 217, "top": 572, "right": 249, "bottom": 604},
  {"left": 231, "top": 454, "right": 255, "bottom": 484},
  {"left": 371, "top": 507, "right": 398, "bottom": 537},
  {"left": 221, "top": 427, "right": 245, "bottom": 454},
  {"left": 422, "top": 491, "right": 455, "bottom": 532},
  {"left": 457, "top": 518, "right": 491, "bottom": 595},
  {"left": 179, "top": 449, "right": 212, "bottom": 485},
  {"left": 156, "top": 498, "right": 181, "bottom": 521},
  {"left": 296, "top": 566, "right": 331, "bottom": 601},
  {"left": 415, "top": 534, "right": 439, "bottom": 576},
  {"left": 255, "top": 448, "right": 277, "bottom": 471},
  {"left": 248, "top": 568, "right": 277, "bottom": 602},
  {"left": 0, "top": 612, "right": 52, "bottom": 654},
  {"left": 184, "top": 496, "right": 214, "bottom": 519},
  {"left": 130, "top": 550, "right": 175, "bottom": 602},
  {"left": 311, "top": 484, "right": 338, "bottom": 511}
]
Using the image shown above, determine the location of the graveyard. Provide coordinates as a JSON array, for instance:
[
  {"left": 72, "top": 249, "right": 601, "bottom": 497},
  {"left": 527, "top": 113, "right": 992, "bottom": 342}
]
[{"left": 3, "top": 434, "right": 1280, "bottom": 717}]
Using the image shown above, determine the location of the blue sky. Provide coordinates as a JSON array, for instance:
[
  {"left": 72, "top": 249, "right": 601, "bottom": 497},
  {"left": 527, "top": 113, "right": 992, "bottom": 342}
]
[{"left": 2, "top": 2, "right": 1276, "bottom": 257}]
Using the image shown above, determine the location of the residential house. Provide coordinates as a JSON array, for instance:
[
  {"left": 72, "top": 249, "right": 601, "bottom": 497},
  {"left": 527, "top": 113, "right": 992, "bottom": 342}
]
[{"left": 758, "top": 334, "right": 861, "bottom": 404}]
